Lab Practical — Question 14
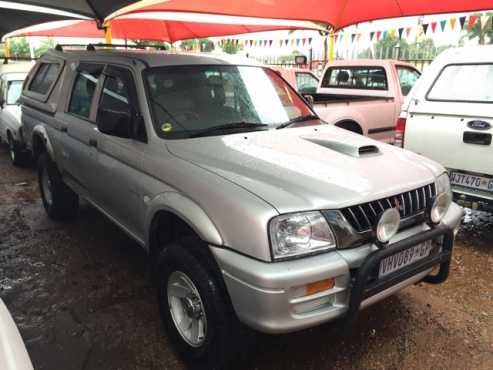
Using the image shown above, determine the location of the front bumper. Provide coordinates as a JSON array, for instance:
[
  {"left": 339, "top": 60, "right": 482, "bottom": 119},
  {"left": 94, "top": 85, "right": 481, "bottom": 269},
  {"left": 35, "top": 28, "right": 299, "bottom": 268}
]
[{"left": 211, "top": 203, "right": 464, "bottom": 334}]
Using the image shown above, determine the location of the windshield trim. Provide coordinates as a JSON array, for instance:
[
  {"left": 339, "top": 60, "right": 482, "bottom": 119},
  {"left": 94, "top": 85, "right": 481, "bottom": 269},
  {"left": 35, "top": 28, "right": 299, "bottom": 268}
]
[{"left": 141, "top": 64, "right": 316, "bottom": 140}]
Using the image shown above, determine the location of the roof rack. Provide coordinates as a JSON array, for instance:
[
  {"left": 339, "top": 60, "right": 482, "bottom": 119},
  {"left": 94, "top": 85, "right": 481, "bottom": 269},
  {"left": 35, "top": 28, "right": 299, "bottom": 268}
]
[{"left": 54, "top": 43, "right": 168, "bottom": 52}]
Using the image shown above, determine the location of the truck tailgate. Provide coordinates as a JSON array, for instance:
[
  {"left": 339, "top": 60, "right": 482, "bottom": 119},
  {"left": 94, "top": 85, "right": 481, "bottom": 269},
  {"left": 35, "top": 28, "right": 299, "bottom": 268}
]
[{"left": 405, "top": 102, "right": 493, "bottom": 178}]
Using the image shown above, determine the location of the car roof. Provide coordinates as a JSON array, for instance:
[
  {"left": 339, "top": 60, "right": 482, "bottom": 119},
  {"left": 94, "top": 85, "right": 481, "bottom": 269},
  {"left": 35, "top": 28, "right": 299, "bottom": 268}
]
[
  {"left": 328, "top": 59, "right": 417, "bottom": 69},
  {"left": 435, "top": 45, "right": 493, "bottom": 64},
  {"left": 42, "top": 49, "right": 263, "bottom": 68},
  {"left": 0, "top": 61, "right": 34, "bottom": 75},
  {"left": 2, "top": 72, "right": 28, "bottom": 81}
]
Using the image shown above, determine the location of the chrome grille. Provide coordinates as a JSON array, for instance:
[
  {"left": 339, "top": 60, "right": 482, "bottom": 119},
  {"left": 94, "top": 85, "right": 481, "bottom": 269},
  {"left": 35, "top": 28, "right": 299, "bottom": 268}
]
[{"left": 341, "top": 183, "right": 436, "bottom": 233}]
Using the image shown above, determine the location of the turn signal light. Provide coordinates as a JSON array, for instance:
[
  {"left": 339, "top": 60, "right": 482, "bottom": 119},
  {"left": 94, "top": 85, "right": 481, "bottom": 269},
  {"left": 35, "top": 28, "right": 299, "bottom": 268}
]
[{"left": 305, "top": 278, "right": 335, "bottom": 296}]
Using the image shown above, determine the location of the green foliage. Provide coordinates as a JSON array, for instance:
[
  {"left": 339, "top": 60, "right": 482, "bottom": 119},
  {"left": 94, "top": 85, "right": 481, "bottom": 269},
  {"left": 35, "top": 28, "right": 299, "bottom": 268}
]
[
  {"left": 221, "top": 40, "right": 242, "bottom": 54},
  {"left": 132, "top": 40, "right": 169, "bottom": 50},
  {"left": 179, "top": 38, "right": 214, "bottom": 52},
  {"left": 361, "top": 37, "right": 439, "bottom": 60},
  {"left": 278, "top": 50, "right": 304, "bottom": 63},
  {"left": 34, "top": 38, "right": 56, "bottom": 57},
  {"left": 463, "top": 13, "right": 493, "bottom": 45},
  {"left": 9, "top": 38, "right": 30, "bottom": 58}
]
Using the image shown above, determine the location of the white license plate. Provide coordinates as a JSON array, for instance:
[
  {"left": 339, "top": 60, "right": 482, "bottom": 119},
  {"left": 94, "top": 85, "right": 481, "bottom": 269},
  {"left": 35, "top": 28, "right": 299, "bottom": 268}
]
[
  {"left": 450, "top": 172, "right": 493, "bottom": 192},
  {"left": 379, "top": 241, "right": 433, "bottom": 278}
]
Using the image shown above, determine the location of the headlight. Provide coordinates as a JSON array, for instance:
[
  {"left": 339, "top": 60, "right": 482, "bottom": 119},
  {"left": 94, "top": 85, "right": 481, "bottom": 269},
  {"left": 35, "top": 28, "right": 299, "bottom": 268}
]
[
  {"left": 430, "top": 173, "right": 452, "bottom": 224},
  {"left": 269, "top": 211, "right": 336, "bottom": 260},
  {"left": 376, "top": 208, "right": 400, "bottom": 244}
]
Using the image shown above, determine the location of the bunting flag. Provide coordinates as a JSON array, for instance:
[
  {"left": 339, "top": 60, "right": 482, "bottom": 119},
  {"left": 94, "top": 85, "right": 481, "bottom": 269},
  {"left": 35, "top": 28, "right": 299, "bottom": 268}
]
[
  {"left": 422, "top": 23, "right": 429, "bottom": 34},
  {"left": 351, "top": 33, "right": 356, "bottom": 42},
  {"left": 296, "top": 38, "right": 300, "bottom": 46},
  {"left": 440, "top": 19, "right": 447, "bottom": 32},
  {"left": 302, "top": 38, "right": 306, "bottom": 45},
  {"left": 370, "top": 31, "right": 375, "bottom": 40},
  {"left": 459, "top": 16, "right": 467, "bottom": 29},
  {"left": 389, "top": 28, "right": 396, "bottom": 39},
  {"left": 269, "top": 40, "right": 273, "bottom": 47},
  {"left": 357, "top": 33, "right": 362, "bottom": 41},
  {"left": 468, "top": 15, "right": 478, "bottom": 29},
  {"left": 450, "top": 17, "right": 457, "bottom": 30},
  {"left": 376, "top": 30, "right": 382, "bottom": 40},
  {"left": 480, "top": 15, "right": 489, "bottom": 30},
  {"left": 398, "top": 27, "right": 404, "bottom": 39},
  {"left": 308, "top": 37, "right": 312, "bottom": 45},
  {"left": 431, "top": 22, "right": 437, "bottom": 33},
  {"left": 285, "top": 39, "right": 289, "bottom": 46},
  {"left": 405, "top": 27, "right": 412, "bottom": 37},
  {"left": 383, "top": 30, "right": 388, "bottom": 39}
]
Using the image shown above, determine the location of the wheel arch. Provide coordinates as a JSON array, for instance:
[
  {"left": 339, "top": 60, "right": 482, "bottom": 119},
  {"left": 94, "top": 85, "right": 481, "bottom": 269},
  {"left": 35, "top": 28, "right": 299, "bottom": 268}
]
[
  {"left": 31, "top": 125, "right": 55, "bottom": 162},
  {"left": 334, "top": 119, "right": 364, "bottom": 134}
]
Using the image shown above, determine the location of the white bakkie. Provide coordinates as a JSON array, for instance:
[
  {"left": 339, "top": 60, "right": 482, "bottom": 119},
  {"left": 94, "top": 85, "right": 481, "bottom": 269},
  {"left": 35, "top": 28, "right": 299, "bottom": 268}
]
[{"left": 397, "top": 46, "right": 493, "bottom": 212}]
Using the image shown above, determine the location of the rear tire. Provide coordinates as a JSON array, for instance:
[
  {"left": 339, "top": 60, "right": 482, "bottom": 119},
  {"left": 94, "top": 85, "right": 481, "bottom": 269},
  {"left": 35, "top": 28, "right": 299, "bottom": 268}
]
[
  {"left": 38, "top": 153, "right": 79, "bottom": 221},
  {"left": 7, "top": 135, "right": 28, "bottom": 167},
  {"left": 158, "top": 238, "right": 239, "bottom": 369}
]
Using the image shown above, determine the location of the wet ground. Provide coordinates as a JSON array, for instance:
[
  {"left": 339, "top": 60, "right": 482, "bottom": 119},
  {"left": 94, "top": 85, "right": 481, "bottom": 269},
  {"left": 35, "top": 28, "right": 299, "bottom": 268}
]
[{"left": 0, "top": 145, "right": 492, "bottom": 370}]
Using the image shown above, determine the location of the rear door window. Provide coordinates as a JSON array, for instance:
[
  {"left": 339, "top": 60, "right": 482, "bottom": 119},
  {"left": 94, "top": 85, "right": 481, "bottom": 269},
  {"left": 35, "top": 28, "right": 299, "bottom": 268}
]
[
  {"left": 295, "top": 72, "right": 319, "bottom": 94},
  {"left": 427, "top": 63, "right": 493, "bottom": 103},
  {"left": 68, "top": 64, "right": 103, "bottom": 119},
  {"left": 6, "top": 81, "right": 23, "bottom": 105},
  {"left": 321, "top": 66, "right": 388, "bottom": 90},
  {"left": 29, "top": 63, "right": 60, "bottom": 95},
  {"left": 396, "top": 66, "right": 420, "bottom": 96}
]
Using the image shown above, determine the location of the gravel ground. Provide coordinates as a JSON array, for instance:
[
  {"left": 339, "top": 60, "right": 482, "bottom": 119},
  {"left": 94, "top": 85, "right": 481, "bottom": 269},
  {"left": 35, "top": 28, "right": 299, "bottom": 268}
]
[{"left": 0, "top": 144, "right": 492, "bottom": 370}]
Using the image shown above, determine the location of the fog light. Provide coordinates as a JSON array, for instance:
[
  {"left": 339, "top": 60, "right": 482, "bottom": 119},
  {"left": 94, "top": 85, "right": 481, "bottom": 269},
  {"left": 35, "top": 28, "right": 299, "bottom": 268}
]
[
  {"left": 305, "top": 278, "right": 335, "bottom": 296},
  {"left": 430, "top": 192, "right": 452, "bottom": 225},
  {"left": 376, "top": 208, "right": 400, "bottom": 244}
]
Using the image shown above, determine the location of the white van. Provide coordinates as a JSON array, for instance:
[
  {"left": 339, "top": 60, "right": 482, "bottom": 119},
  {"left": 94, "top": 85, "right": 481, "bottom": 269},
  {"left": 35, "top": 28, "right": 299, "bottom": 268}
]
[{"left": 396, "top": 46, "right": 493, "bottom": 212}]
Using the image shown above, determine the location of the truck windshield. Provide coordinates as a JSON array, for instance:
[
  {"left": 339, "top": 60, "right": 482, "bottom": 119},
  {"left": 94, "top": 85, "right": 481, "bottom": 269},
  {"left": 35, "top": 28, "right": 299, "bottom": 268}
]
[{"left": 144, "top": 65, "right": 313, "bottom": 139}]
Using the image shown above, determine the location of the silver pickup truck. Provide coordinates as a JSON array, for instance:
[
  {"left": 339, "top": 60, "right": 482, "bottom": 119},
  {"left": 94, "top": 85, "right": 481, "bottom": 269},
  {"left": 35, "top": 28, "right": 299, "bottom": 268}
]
[{"left": 20, "top": 47, "right": 462, "bottom": 369}]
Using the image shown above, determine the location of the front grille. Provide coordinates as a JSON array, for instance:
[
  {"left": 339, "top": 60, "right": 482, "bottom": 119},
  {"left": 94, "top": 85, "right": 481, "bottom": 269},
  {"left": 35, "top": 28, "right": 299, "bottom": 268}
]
[{"left": 341, "top": 183, "right": 436, "bottom": 233}]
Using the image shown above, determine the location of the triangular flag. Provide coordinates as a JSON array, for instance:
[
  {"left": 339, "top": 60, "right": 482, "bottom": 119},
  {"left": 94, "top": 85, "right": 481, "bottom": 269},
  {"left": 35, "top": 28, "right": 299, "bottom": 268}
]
[
  {"left": 376, "top": 31, "right": 382, "bottom": 40},
  {"left": 357, "top": 33, "right": 362, "bottom": 41},
  {"left": 290, "top": 39, "right": 295, "bottom": 46},
  {"left": 383, "top": 30, "right": 388, "bottom": 39},
  {"left": 431, "top": 22, "right": 437, "bottom": 33},
  {"left": 285, "top": 39, "right": 289, "bottom": 46},
  {"left": 279, "top": 40, "right": 283, "bottom": 47},
  {"left": 302, "top": 38, "right": 306, "bottom": 45},
  {"left": 440, "top": 20, "right": 447, "bottom": 32},
  {"left": 405, "top": 27, "right": 412, "bottom": 37},
  {"left": 351, "top": 33, "right": 356, "bottom": 42},
  {"left": 269, "top": 40, "right": 273, "bottom": 47},
  {"left": 459, "top": 16, "right": 467, "bottom": 29},
  {"left": 296, "top": 39, "right": 300, "bottom": 46},
  {"left": 308, "top": 37, "right": 312, "bottom": 45},
  {"left": 450, "top": 17, "right": 457, "bottom": 30},
  {"left": 390, "top": 29, "right": 397, "bottom": 39},
  {"left": 422, "top": 23, "right": 429, "bottom": 34},
  {"left": 468, "top": 15, "right": 478, "bottom": 30},
  {"left": 398, "top": 28, "right": 404, "bottom": 39},
  {"left": 481, "top": 15, "right": 490, "bottom": 30},
  {"left": 370, "top": 31, "right": 375, "bottom": 40}
]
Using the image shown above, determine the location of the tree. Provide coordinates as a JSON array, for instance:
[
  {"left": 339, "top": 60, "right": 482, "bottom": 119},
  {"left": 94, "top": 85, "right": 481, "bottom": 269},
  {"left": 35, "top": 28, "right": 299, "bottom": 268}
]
[
  {"left": 132, "top": 40, "right": 169, "bottom": 50},
  {"left": 179, "top": 38, "right": 214, "bottom": 52},
  {"left": 9, "top": 38, "right": 30, "bottom": 58},
  {"left": 35, "top": 38, "right": 56, "bottom": 57},
  {"left": 463, "top": 13, "right": 493, "bottom": 45},
  {"left": 221, "top": 40, "right": 242, "bottom": 54}
]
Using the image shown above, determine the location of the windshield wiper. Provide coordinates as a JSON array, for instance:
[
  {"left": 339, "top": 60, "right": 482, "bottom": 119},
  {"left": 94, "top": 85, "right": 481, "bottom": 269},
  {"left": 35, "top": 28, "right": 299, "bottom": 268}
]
[
  {"left": 189, "top": 122, "right": 269, "bottom": 138},
  {"left": 276, "top": 114, "right": 319, "bottom": 130}
]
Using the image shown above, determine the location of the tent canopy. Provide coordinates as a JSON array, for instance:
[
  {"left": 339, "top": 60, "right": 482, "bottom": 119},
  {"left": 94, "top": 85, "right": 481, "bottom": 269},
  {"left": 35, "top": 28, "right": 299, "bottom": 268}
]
[
  {"left": 110, "top": 0, "right": 493, "bottom": 30},
  {"left": 0, "top": 5, "right": 76, "bottom": 39},
  {"left": 4, "top": 14, "right": 325, "bottom": 43}
]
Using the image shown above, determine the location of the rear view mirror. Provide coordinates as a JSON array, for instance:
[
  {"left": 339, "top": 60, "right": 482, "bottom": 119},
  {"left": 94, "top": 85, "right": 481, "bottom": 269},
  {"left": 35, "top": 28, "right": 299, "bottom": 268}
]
[{"left": 97, "top": 109, "right": 132, "bottom": 139}]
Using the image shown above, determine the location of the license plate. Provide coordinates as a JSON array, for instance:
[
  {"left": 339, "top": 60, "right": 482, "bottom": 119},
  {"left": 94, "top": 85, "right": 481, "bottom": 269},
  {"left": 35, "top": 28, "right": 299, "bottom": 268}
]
[
  {"left": 450, "top": 172, "right": 493, "bottom": 192},
  {"left": 379, "top": 241, "right": 433, "bottom": 278}
]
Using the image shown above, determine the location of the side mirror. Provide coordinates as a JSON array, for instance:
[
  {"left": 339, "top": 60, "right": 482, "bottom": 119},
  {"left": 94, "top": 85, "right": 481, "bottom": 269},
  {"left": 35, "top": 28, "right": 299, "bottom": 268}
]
[
  {"left": 97, "top": 109, "right": 132, "bottom": 139},
  {"left": 302, "top": 94, "right": 314, "bottom": 108}
]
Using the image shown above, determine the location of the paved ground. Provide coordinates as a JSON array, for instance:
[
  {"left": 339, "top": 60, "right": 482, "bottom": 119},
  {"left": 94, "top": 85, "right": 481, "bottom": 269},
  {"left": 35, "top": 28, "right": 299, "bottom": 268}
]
[{"left": 0, "top": 144, "right": 492, "bottom": 370}]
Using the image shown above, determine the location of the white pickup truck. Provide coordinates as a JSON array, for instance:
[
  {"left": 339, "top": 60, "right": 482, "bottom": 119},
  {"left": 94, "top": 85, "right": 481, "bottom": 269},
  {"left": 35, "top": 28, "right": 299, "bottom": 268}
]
[
  {"left": 309, "top": 59, "right": 421, "bottom": 143},
  {"left": 397, "top": 46, "right": 493, "bottom": 212}
]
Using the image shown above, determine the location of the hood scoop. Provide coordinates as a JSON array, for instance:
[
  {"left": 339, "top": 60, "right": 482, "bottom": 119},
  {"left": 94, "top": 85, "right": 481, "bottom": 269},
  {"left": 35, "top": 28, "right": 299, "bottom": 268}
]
[{"left": 303, "top": 137, "right": 381, "bottom": 158}]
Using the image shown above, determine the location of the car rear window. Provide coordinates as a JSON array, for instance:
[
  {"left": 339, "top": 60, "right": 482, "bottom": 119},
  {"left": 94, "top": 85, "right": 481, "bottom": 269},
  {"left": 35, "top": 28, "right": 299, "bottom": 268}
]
[
  {"left": 427, "top": 63, "right": 493, "bottom": 103},
  {"left": 28, "top": 62, "right": 60, "bottom": 95},
  {"left": 321, "top": 66, "right": 388, "bottom": 90}
]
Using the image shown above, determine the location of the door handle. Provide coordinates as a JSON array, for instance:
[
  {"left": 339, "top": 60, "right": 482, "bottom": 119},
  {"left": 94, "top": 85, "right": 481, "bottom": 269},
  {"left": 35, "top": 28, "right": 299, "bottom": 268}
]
[
  {"left": 89, "top": 138, "right": 98, "bottom": 148},
  {"left": 463, "top": 131, "right": 492, "bottom": 146},
  {"left": 60, "top": 126, "right": 68, "bottom": 133}
]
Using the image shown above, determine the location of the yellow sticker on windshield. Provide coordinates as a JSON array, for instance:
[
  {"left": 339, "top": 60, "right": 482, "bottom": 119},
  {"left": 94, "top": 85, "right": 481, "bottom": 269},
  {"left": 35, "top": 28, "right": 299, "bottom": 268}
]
[{"left": 161, "top": 123, "right": 173, "bottom": 132}]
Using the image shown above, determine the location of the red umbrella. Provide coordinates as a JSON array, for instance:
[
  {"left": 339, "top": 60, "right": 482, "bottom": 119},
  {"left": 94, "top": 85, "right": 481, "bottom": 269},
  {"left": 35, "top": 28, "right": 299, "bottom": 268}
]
[
  {"left": 109, "top": 0, "right": 493, "bottom": 30},
  {"left": 4, "top": 13, "right": 325, "bottom": 42}
]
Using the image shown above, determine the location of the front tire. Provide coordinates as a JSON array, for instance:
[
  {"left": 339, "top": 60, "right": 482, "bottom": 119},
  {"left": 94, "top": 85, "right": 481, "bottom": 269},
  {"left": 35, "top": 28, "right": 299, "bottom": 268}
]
[
  {"left": 38, "top": 153, "right": 79, "bottom": 220},
  {"left": 158, "top": 239, "right": 239, "bottom": 369}
]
